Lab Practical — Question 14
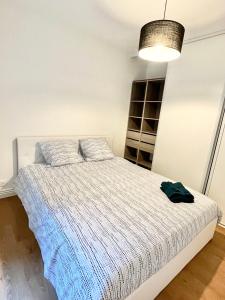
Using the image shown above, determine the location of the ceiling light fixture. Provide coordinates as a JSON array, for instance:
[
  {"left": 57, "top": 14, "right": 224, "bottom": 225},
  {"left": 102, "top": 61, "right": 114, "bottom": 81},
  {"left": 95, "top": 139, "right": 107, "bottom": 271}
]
[{"left": 138, "top": 0, "right": 185, "bottom": 62}]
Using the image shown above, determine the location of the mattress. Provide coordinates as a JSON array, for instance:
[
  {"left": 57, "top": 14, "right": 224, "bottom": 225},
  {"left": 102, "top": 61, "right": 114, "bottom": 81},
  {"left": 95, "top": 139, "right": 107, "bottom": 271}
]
[{"left": 15, "top": 157, "right": 220, "bottom": 300}]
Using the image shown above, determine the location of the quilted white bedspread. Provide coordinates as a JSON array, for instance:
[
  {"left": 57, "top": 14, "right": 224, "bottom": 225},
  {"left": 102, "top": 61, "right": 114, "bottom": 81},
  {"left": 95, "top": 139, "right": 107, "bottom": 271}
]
[{"left": 15, "top": 157, "right": 220, "bottom": 300}]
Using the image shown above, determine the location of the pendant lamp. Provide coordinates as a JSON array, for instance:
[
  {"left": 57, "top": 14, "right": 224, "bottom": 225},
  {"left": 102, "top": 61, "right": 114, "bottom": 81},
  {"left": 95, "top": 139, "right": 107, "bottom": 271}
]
[{"left": 138, "top": 0, "right": 185, "bottom": 62}]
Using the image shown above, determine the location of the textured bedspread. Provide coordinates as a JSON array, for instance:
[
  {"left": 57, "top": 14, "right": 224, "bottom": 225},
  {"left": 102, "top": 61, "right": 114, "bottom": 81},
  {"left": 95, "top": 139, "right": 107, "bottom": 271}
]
[{"left": 15, "top": 157, "right": 220, "bottom": 300}]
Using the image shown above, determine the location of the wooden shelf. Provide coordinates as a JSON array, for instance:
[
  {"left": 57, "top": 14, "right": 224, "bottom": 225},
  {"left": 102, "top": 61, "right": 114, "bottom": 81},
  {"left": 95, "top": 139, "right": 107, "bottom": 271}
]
[
  {"left": 144, "top": 101, "right": 161, "bottom": 119},
  {"left": 140, "top": 133, "right": 156, "bottom": 144},
  {"left": 128, "top": 117, "right": 142, "bottom": 131},
  {"left": 126, "top": 138, "right": 139, "bottom": 149},
  {"left": 125, "top": 78, "right": 165, "bottom": 171},
  {"left": 142, "top": 119, "right": 159, "bottom": 135},
  {"left": 146, "top": 80, "right": 164, "bottom": 101},
  {"left": 139, "top": 142, "right": 154, "bottom": 153},
  {"left": 138, "top": 160, "right": 152, "bottom": 168},
  {"left": 141, "top": 130, "right": 157, "bottom": 136},
  {"left": 131, "top": 81, "right": 146, "bottom": 101},
  {"left": 138, "top": 150, "right": 153, "bottom": 169},
  {"left": 144, "top": 117, "right": 159, "bottom": 121},
  {"left": 127, "top": 130, "right": 141, "bottom": 141},
  {"left": 127, "top": 128, "right": 140, "bottom": 132},
  {"left": 129, "top": 101, "right": 144, "bottom": 118},
  {"left": 125, "top": 146, "right": 138, "bottom": 163}
]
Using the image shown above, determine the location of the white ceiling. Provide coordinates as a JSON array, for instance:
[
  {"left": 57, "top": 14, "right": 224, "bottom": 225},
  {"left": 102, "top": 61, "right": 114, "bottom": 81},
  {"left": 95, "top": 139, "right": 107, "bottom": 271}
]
[
  {"left": 95, "top": 0, "right": 225, "bottom": 55},
  {"left": 12, "top": 0, "right": 225, "bottom": 55},
  {"left": 96, "top": 0, "right": 225, "bottom": 41}
]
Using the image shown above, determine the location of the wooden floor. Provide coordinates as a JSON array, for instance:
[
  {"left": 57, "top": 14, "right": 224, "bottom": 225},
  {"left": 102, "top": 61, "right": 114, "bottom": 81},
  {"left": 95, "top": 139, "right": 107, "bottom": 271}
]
[
  {"left": 0, "top": 197, "right": 225, "bottom": 300},
  {"left": 0, "top": 196, "right": 57, "bottom": 300}
]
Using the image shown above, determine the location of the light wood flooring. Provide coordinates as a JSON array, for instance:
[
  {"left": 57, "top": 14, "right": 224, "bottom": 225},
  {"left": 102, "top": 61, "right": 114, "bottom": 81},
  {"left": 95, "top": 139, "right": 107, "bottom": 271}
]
[{"left": 0, "top": 196, "right": 225, "bottom": 300}]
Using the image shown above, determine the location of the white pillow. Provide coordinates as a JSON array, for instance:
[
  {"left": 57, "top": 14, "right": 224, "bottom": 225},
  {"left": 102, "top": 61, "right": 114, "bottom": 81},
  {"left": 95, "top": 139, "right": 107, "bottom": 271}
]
[
  {"left": 80, "top": 138, "right": 114, "bottom": 161},
  {"left": 39, "top": 140, "right": 83, "bottom": 167}
]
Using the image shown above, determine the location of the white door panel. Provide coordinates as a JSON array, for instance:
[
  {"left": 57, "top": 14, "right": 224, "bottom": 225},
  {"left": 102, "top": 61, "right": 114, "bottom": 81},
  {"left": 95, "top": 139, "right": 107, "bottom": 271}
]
[{"left": 208, "top": 119, "right": 225, "bottom": 225}]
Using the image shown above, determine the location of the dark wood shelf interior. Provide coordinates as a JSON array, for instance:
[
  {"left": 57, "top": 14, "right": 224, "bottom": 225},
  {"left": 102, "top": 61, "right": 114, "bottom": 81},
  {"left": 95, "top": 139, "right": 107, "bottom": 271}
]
[
  {"left": 124, "top": 146, "right": 138, "bottom": 162},
  {"left": 129, "top": 101, "right": 144, "bottom": 118},
  {"left": 128, "top": 117, "right": 142, "bottom": 131},
  {"left": 146, "top": 80, "right": 164, "bottom": 101},
  {"left": 144, "top": 101, "right": 161, "bottom": 119},
  {"left": 142, "top": 119, "right": 159, "bottom": 135},
  {"left": 138, "top": 150, "right": 153, "bottom": 169},
  {"left": 131, "top": 81, "right": 146, "bottom": 101}
]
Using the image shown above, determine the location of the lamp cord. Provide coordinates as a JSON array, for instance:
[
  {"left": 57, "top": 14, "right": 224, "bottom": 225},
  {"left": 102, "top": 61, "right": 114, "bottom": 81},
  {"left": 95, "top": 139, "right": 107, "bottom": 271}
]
[{"left": 163, "top": 0, "right": 168, "bottom": 19}]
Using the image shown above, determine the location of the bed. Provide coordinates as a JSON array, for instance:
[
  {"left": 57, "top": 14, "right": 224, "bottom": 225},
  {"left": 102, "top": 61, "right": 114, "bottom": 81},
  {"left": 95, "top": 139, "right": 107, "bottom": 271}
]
[{"left": 15, "top": 136, "right": 220, "bottom": 300}]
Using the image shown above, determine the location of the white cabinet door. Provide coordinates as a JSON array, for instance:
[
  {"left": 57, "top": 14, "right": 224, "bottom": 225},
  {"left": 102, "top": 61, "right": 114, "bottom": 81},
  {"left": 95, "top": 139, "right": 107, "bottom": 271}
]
[
  {"left": 207, "top": 118, "right": 225, "bottom": 225},
  {"left": 152, "top": 35, "right": 225, "bottom": 192}
]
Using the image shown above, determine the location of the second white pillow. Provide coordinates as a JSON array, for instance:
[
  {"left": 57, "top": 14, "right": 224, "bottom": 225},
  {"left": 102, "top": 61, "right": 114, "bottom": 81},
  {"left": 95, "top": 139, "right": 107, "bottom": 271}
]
[{"left": 80, "top": 138, "right": 114, "bottom": 162}]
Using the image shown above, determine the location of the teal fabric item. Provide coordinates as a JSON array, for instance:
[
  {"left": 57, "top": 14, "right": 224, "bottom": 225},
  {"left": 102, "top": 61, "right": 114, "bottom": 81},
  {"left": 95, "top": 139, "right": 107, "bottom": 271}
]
[{"left": 161, "top": 181, "right": 194, "bottom": 203}]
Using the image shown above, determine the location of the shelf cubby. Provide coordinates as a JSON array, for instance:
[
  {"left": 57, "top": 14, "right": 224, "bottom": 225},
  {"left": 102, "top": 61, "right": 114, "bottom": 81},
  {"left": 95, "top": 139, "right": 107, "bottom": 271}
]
[
  {"left": 129, "top": 101, "right": 144, "bottom": 118},
  {"left": 142, "top": 119, "right": 159, "bottom": 135},
  {"left": 128, "top": 117, "right": 142, "bottom": 132},
  {"left": 138, "top": 150, "right": 153, "bottom": 169},
  {"left": 146, "top": 80, "right": 164, "bottom": 101},
  {"left": 131, "top": 81, "right": 146, "bottom": 101},
  {"left": 124, "top": 146, "right": 138, "bottom": 163},
  {"left": 144, "top": 101, "right": 161, "bottom": 119}
]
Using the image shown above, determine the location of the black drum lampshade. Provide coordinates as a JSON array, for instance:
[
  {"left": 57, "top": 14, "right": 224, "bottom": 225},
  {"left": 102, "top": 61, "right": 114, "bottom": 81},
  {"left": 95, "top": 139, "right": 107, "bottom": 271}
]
[{"left": 138, "top": 20, "right": 185, "bottom": 62}]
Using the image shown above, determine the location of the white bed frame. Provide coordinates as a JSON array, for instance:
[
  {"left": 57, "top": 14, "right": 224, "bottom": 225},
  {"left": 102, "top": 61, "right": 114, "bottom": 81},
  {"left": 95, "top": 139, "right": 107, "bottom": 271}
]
[{"left": 17, "top": 136, "right": 217, "bottom": 300}]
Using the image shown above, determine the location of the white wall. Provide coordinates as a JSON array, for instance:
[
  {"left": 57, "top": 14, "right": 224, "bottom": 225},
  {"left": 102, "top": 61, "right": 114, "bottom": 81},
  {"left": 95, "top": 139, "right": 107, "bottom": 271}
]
[
  {"left": 146, "top": 62, "right": 167, "bottom": 79},
  {"left": 152, "top": 35, "right": 225, "bottom": 192},
  {"left": 0, "top": 1, "right": 147, "bottom": 191}
]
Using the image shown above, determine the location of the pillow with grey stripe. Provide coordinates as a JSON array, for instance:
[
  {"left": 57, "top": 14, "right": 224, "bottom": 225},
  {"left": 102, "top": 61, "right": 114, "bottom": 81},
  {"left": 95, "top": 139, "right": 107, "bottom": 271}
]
[
  {"left": 80, "top": 138, "right": 114, "bottom": 161},
  {"left": 39, "top": 140, "right": 83, "bottom": 167}
]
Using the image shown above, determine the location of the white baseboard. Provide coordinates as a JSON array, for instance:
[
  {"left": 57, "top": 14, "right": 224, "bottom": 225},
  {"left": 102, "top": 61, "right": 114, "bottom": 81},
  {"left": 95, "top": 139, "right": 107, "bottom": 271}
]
[
  {"left": 218, "top": 223, "right": 225, "bottom": 228},
  {"left": 0, "top": 187, "right": 15, "bottom": 199}
]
